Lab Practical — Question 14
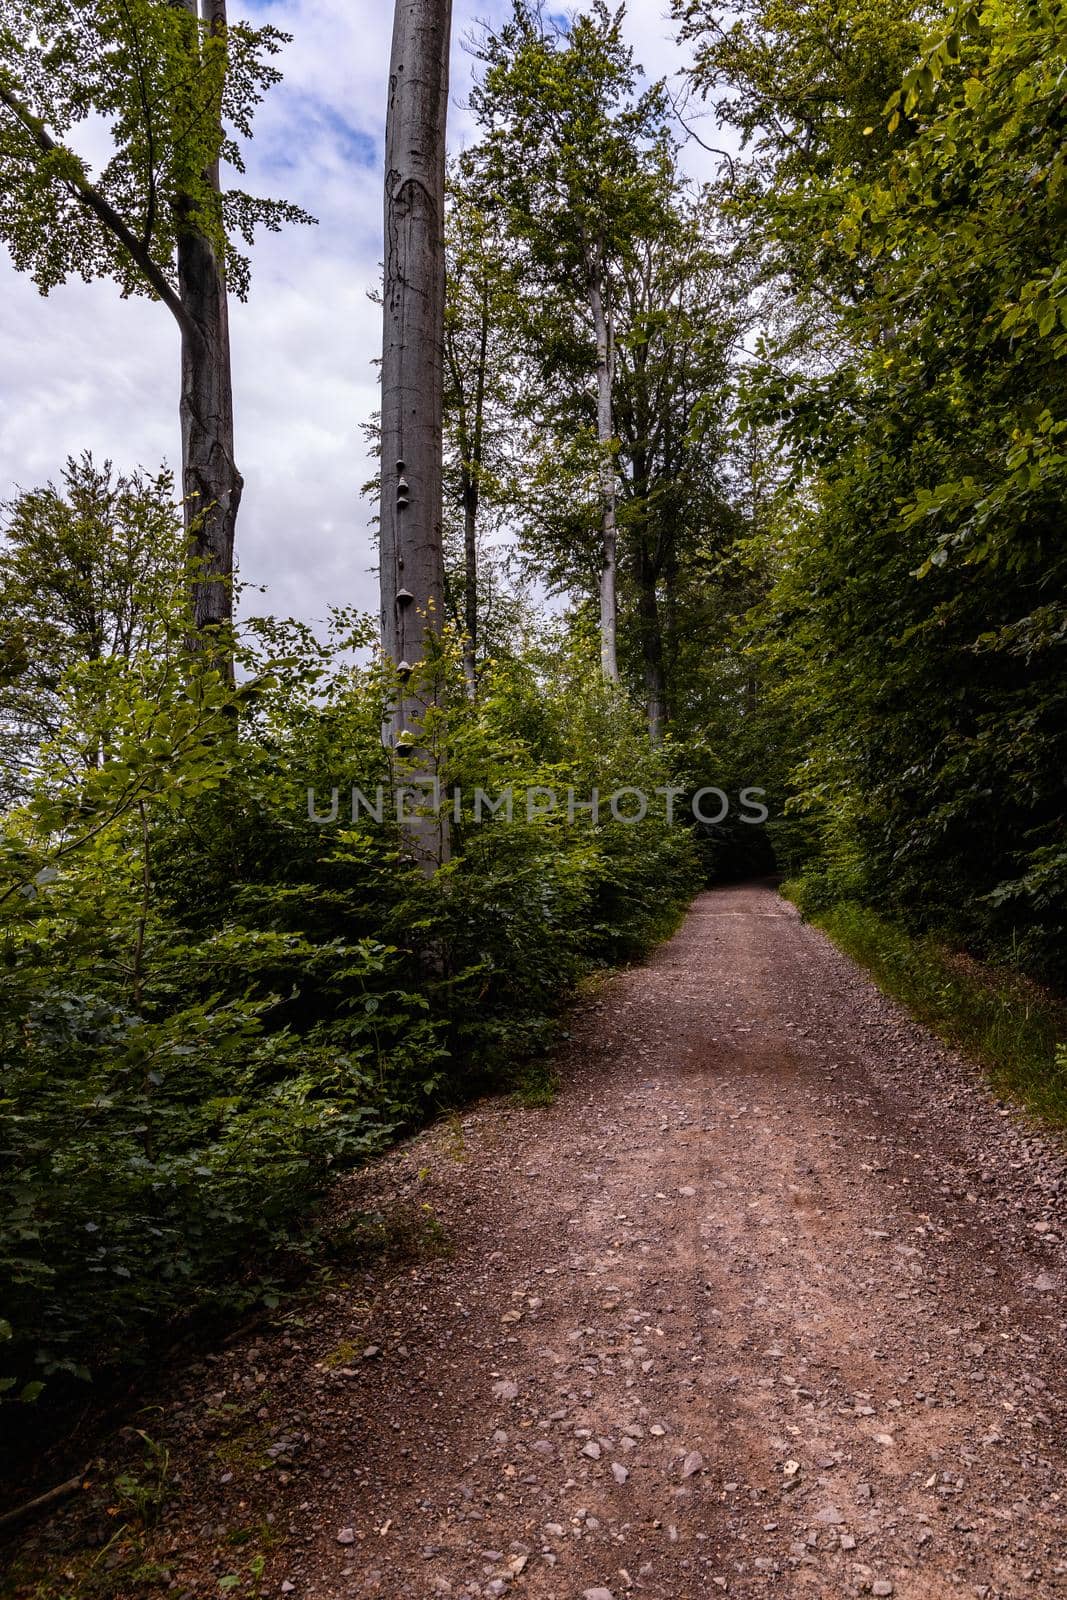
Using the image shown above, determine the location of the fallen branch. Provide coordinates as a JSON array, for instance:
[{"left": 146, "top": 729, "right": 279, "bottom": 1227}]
[{"left": 0, "top": 1466, "right": 90, "bottom": 1537}]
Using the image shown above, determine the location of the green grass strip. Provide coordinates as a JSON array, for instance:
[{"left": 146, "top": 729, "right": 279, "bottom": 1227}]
[{"left": 782, "top": 886, "right": 1067, "bottom": 1132}]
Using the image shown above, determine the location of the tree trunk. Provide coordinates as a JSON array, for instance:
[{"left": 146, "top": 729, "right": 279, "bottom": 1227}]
[
  {"left": 178, "top": 234, "right": 241, "bottom": 663},
  {"left": 177, "top": 0, "right": 242, "bottom": 679},
  {"left": 461, "top": 276, "right": 489, "bottom": 699},
  {"left": 663, "top": 545, "right": 679, "bottom": 713},
  {"left": 637, "top": 547, "right": 667, "bottom": 743},
  {"left": 381, "top": 0, "right": 453, "bottom": 867},
  {"left": 462, "top": 470, "right": 478, "bottom": 696},
  {"left": 587, "top": 262, "right": 619, "bottom": 683}
]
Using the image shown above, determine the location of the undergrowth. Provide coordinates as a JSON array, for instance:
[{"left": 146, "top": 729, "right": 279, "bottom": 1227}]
[{"left": 0, "top": 612, "right": 702, "bottom": 1427}]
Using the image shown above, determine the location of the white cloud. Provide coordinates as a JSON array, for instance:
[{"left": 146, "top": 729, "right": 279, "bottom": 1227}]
[{"left": 0, "top": 0, "right": 720, "bottom": 628}]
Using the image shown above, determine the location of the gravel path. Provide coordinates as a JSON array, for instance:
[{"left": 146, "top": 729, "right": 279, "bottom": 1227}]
[{"left": 17, "top": 884, "right": 1067, "bottom": 1598}]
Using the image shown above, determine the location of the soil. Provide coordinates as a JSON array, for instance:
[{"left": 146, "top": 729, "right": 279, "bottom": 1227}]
[{"left": 7, "top": 883, "right": 1066, "bottom": 1599}]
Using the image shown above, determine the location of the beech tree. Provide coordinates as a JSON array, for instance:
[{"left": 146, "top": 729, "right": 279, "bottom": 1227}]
[
  {"left": 0, "top": 0, "right": 309, "bottom": 669},
  {"left": 471, "top": 0, "right": 670, "bottom": 683},
  {"left": 380, "top": 0, "right": 453, "bottom": 865}
]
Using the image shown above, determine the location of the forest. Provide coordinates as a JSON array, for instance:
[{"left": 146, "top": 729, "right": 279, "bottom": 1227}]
[{"left": 0, "top": 0, "right": 1064, "bottom": 1572}]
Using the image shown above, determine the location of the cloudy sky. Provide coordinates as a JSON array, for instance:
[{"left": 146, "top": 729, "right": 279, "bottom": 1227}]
[{"left": 0, "top": 1, "right": 721, "bottom": 629}]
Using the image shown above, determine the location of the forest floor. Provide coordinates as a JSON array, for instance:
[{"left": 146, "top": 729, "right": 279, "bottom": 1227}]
[{"left": 8, "top": 883, "right": 1067, "bottom": 1600}]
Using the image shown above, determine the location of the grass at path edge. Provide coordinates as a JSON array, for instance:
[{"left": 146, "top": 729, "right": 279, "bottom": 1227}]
[{"left": 781, "top": 884, "right": 1067, "bottom": 1133}]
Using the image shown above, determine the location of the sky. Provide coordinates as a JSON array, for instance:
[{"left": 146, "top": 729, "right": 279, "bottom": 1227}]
[{"left": 0, "top": 1, "right": 723, "bottom": 630}]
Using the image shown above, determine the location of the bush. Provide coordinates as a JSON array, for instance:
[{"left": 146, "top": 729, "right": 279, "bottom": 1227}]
[{"left": 0, "top": 613, "right": 700, "bottom": 1402}]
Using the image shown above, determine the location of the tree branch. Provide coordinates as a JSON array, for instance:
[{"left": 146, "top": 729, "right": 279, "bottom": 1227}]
[{"left": 0, "top": 82, "right": 200, "bottom": 347}]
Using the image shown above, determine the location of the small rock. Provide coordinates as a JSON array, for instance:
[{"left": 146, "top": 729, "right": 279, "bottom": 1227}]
[
  {"left": 682, "top": 1451, "right": 704, "bottom": 1478},
  {"left": 361, "top": 1345, "right": 380, "bottom": 1360},
  {"left": 281, "top": 1585, "right": 295, "bottom": 1596},
  {"left": 492, "top": 1380, "right": 519, "bottom": 1401},
  {"left": 611, "top": 1462, "right": 629, "bottom": 1484},
  {"left": 582, "top": 1441, "right": 602, "bottom": 1460},
  {"left": 583, "top": 1590, "right": 614, "bottom": 1600},
  {"left": 814, "top": 1505, "right": 844, "bottom": 1526},
  {"left": 1033, "top": 1273, "right": 1057, "bottom": 1292},
  {"left": 872, "top": 1584, "right": 893, "bottom": 1597},
  {"left": 336, "top": 1528, "right": 356, "bottom": 1546}
]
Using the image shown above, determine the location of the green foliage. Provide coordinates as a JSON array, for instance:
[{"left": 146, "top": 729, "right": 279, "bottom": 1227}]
[
  {"left": 697, "top": 0, "right": 1067, "bottom": 975},
  {"left": 471, "top": 1, "right": 672, "bottom": 296},
  {"left": 0, "top": 453, "right": 184, "bottom": 803},
  {"left": 467, "top": 8, "right": 757, "bottom": 746},
  {"left": 788, "top": 888, "right": 1067, "bottom": 1129},
  {"left": 0, "top": 0, "right": 311, "bottom": 304},
  {"left": 0, "top": 514, "right": 700, "bottom": 1405}
]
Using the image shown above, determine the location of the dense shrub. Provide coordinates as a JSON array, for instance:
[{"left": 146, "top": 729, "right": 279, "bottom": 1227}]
[{"left": 0, "top": 613, "right": 700, "bottom": 1401}]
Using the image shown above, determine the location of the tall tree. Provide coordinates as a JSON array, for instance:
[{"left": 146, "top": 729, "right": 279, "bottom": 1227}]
[
  {"left": 380, "top": 0, "right": 453, "bottom": 865},
  {"left": 442, "top": 155, "right": 525, "bottom": 695},
  {"left": 613, "top": 190, "right": 738, "bottom": 739},
  {"left": 0, "top": 0, "right": 309, "bottom": 669},
  {"left": 471, "top": 0, "right": 670, "bottom": 682}
]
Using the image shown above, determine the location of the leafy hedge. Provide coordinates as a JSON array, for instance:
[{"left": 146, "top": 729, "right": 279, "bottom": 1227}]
[{"left": 0, "top": 614, "right": 700, "bottom": 1403}]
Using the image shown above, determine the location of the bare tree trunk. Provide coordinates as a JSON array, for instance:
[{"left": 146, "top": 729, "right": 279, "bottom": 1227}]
[
  {"left": 177, "top": 0, "right": 242, "bottom": 679},
  {"left": 178, "top": 236, "right": 241, "bottom": 660},
  {"left": 381, "top": 0, "right": 453, "bottom": 867},
  {"left": 587, "top": 261, "right": 619, "bottom": 683}
]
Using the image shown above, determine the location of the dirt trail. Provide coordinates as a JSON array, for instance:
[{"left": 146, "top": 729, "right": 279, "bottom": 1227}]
[{"left": 16, "top": 885, "right": 1067, "bottom": 1598}]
